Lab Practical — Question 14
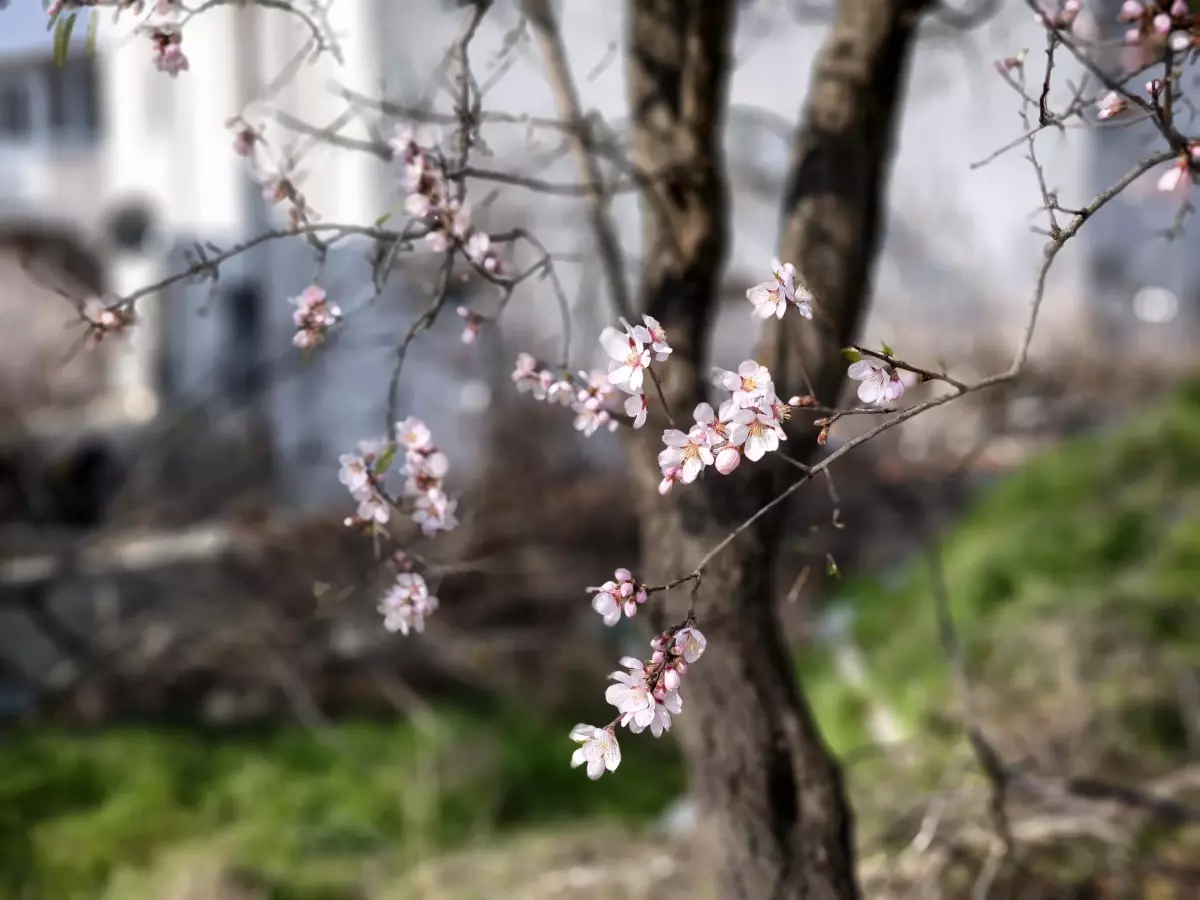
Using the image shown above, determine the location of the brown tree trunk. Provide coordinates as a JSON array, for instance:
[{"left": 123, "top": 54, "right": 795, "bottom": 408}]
[{"left": 624, "top": 0, "right": 932, "bottom": 898}]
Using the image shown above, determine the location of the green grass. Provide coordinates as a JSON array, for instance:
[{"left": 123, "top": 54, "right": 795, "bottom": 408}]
[
  {"left": 0, "top": 708, "right": 684, "bottom": 900},
  {"left": 807, "top": 377, "right": 1200, "bottom": 802}
]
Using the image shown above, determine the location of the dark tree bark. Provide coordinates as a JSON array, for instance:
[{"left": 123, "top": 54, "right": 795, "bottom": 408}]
[{"left": 623, "top": 0, "right": 933, "bottom": 897}]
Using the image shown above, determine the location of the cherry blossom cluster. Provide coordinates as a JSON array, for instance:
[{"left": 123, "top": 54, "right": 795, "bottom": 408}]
[
  {"left": 510, "top": 353, "right": 624, "bottom": 436},
  {"left": 390, "top": 125, "right": 503, "bottom": 273},
  {"left": 48, "top": 1, "right": 190, "bottom": 76},
  {"left": 657, "top": 361, "right": 793, "bottom": 494},
  {"left": 339, "top": 417, "right": 459, "bottom": 537},
  {"left": 290, "top": 285, "right": 342, "bottom": 350},
  {"left": 223, "top": 115, "right": 318, "bottom": 231},
  {"left": 1117, "top": 0, "right": 1197, "bottom": 52},
  {"left": 377, "top": 551, "right": 439, "bottom": 636},
  {"left": 570, "top": 620, "right": 707, "bottom": 780},
  {"left": 587, "top": 568, "right": 648, "bottom": 626}
]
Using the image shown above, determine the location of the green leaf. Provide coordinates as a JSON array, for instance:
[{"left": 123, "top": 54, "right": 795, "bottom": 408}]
[
  {"left": 372, "top": 444, "right": 399, "bottom": 476},
  {"left": 86, "top": 12, "right": 100, "bottom": 57},
  {"left": 54, "top": 13, "right": 77, "bottom": 66},
  {"left": 840, "top": 348, "right": 861, "bottom": 363},
  {"left": 374, "top": 211, "right": 393, "bottom": 226},
  {"left": 880, "top": 341, "right": 894, "bottom": 357},
  {"left": 825, "top": 554, "right": 841, "bottom": 579}
]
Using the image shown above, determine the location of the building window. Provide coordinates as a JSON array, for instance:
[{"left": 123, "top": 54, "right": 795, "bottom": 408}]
[
  {"left": 46, "top": 58, "right": 100, "bottom": 140},
  {"left": 0, "top": 79, "right": 31, "bottom": 140},
  {"left": 223, "top": 283, "right": 264, "bottom": 403}
]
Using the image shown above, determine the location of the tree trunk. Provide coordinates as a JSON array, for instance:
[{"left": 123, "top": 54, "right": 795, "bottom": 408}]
[{"left": 624, "top": 0, "right": 932, "bottom": 897}]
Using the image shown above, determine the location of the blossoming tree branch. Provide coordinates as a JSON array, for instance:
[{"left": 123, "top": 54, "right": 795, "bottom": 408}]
[{"left": 45, "top": 0, "right": 1200, "bottom": 894}]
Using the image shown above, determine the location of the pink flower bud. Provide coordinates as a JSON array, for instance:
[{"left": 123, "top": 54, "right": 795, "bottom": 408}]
[
  {"left": 1170, "top": 0, "right": 1187, "bottom": 17},
  {"left": 663, "top": 669, "right": 681, "bottom": 691},
  {"left": 1147, "top": 78, "right": 1163, "bottom": 94},
  {"left": 623, "top": 599, "right": 639, "bottom": 618},
  {"left": 650, "top": 636, "right": 665, "bottom": 651},
  {"left": 652, "top": 650, "right": 666, "bottom": 665},
  {"left": 1119, "top": 0, "right": 1143, "bottom": 19},
  {"left": 1125, "top": 26, "right": 1143, "bottom": 43},
  {"left": 715, "top": 446, "right": 741, "bottom": 475},
  {"left": 1154, "top": 12, "right": 1171, "bottom": 33},
  {"left": 614, "top": 568, "right": 632, "bottom": 582}
]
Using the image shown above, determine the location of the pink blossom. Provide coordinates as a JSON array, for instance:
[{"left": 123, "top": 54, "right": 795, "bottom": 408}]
[
  {"left": 658, "top": 426, "right": 714, "bottom": 484},
  {"left": 628, "top": 690, "right": 680, "bottom": 737},
  {"left": 714, "top": 446, "right": 742, "bottom": 474},
  {"left": 290, "top": 285, "right": 340, "bottom": 349},
  {"left": 413, "top": 488, "right": 458, "bottom": 535},
  {"left": 599, "top": 324, "right": 651, "bottom": 393},
  {"left": 1096, "top": 91, "right": 1128, "bottom": 120},
  {"left": 457, "top": 305, "right": 481, "bottom": 344},
  {"left": 355, "top": 487, "right": 390, "bottom": 525},
  {"left": 465, "top": 232, "right": 501, "bottom": 273},
  {"left": 148, "top": 26, "right": 188, "bottom": 77},
  {"left": 674, "top": 626, "right": 707, "bottom": 664},
  {"left": 1156, "top": 157, "right": 1190, "bottom": 195},
  {"left": 746, "top": 259, "right": 812, "bottom": 319},
  {"left": 1119, "top": 0, "right": 1144, "bottom": 20},
  {"left": 728, "top": 407, "right": 785, "bottom": 462},
  {"left": 606, "top": 657, "right": 654, "bottom": 719},
  {"left": 625, "top": 393, "right": 648, "bottom": 428},
  {"left": 82, "top": 296, "right": 130, "bottom": 341},
  {"left": 338, "top": 453, "right": 371, "bottom": 492},
  {"left": 632, "top": 314, "right": 672, "bottom": 361},
  {"left": 378, "top": 571, "right": 438, "bottom": 635},
  {"left": 848, "top": 359, "right": 906, "bottom": 406},
  {"left": 714, "top": 360, "right": 773, "bottom": 409},
  {"left": 658, "top": 464, "right": 684, "bottom": 495},
  {"left": 588, "top": 569, "right": 645, "bottom": 626}
]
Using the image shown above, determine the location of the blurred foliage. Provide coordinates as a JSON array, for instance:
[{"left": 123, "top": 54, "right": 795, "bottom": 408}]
[
  {"left": 805, "top": 376, "right": 1200, "bottom": 759},
  {"left": 4, "top": 379, "right": 1200, "bottom": 898},
  {"left": 801, "top": 376, "right": 1200, "bottom": 879},
  {"left": 0, "top": 708, "right": 684, "bottom": 899}
]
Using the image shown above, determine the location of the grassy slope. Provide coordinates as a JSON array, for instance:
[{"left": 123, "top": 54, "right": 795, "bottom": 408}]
[
  {"left": 802, "top": 377, "right": 1200, "bottom": 761},
  {"left": 3, "top": 379, "right": 1199, "bottom": 898},
  {"left": 0, "top": 710, "right": 684, "bottom": 900}
]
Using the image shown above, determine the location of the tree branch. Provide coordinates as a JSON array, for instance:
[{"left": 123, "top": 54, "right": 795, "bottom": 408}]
[{"left": 522, "top": 0, "right": 635, "bottom": 321}]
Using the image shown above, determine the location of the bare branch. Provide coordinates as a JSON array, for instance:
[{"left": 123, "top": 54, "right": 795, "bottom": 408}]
[{"left": 522, "top": 0, "right": 634, "bottom": 321}]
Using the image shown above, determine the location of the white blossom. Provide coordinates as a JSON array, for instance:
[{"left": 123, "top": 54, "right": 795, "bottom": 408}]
[{"left": 569, "top": 724, "right": 621, "bottom": 780}]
